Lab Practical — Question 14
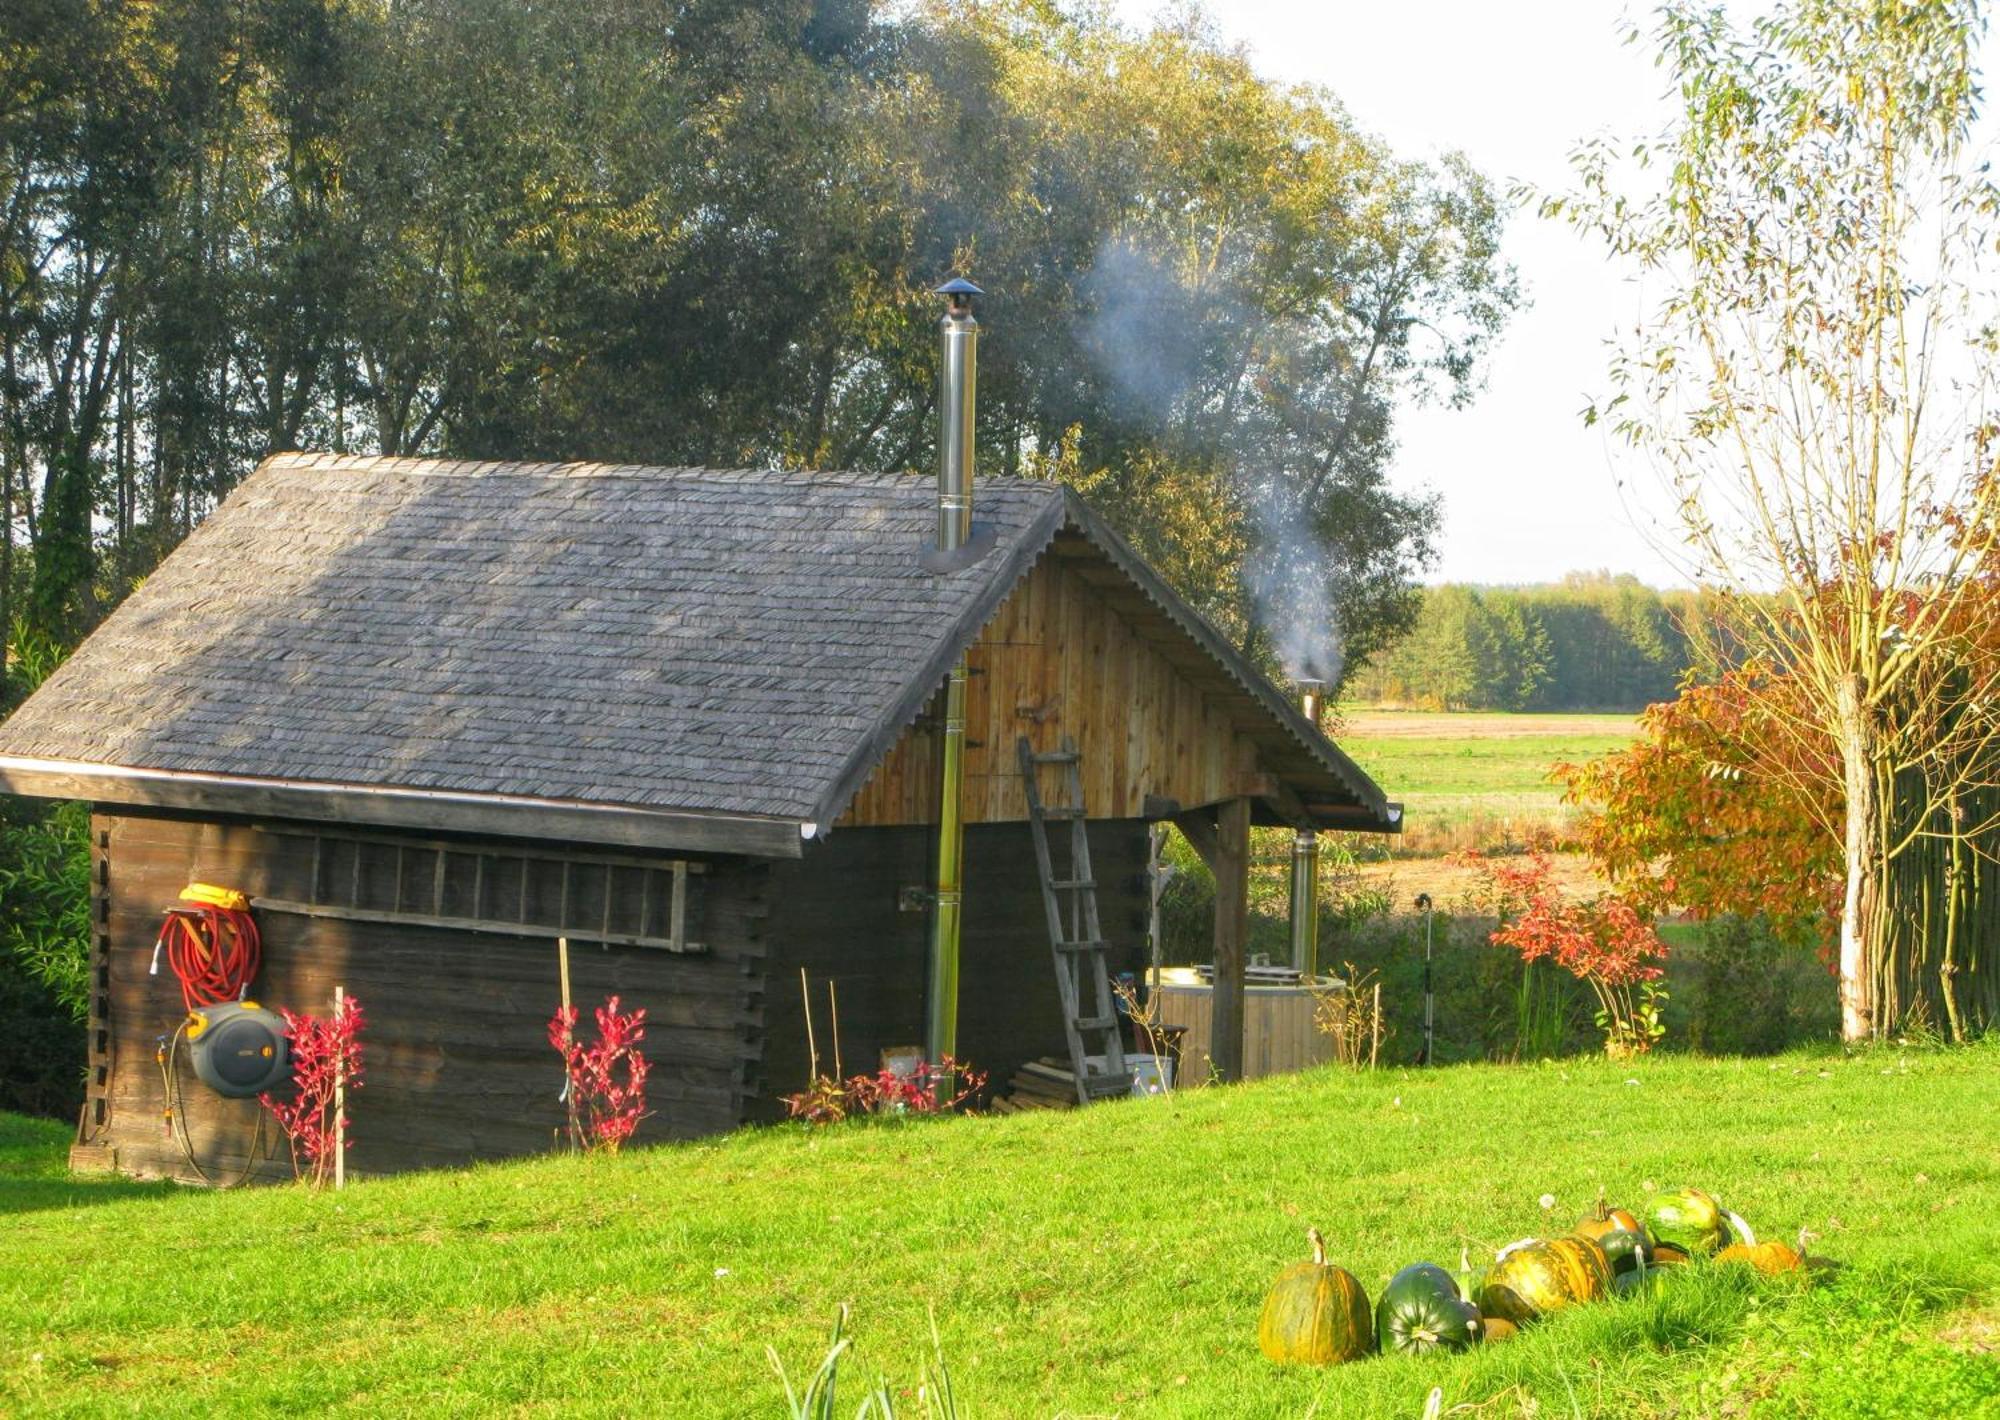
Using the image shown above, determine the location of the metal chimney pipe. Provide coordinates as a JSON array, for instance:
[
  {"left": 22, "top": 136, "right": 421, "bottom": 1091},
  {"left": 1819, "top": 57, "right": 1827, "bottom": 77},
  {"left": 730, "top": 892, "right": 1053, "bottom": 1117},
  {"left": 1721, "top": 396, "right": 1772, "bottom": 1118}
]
[
  {"left": 934, "top": 278, "right": 980, "bottom": 552},
  {"left": 1289, "top": 679, "right": 1326, "bottom": 977},
  {"left": 926, "top": 277, "right": 981, "bottom": 1090}
]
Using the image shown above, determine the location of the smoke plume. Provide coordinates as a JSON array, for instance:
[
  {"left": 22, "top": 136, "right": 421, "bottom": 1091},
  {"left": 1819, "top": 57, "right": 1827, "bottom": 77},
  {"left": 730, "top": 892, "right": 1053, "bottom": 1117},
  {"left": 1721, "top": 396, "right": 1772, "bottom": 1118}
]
[{"left": 1082, "top": 235, "right": 1345, "bottom": 686}]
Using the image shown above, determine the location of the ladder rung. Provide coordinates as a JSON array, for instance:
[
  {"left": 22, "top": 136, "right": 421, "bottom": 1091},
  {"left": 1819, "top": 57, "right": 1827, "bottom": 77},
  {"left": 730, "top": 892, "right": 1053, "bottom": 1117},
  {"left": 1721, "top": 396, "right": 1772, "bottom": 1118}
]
[
  {"left": 1041, "top": 806, "right": 1085, "bottom": 820},
  {"left": 1052, "top": 878, "right": 1095, "bottom": 891},
  {"left": 1074, "top": 1014, "right": 1116, "bottom": 1032},
  {"left": 1054, "top": 938, "right": 1109, "bottom": 954},
  {"left": 1080, "top": 1072, "right": 1133, "bottom": 1098},
  {"left": 1031, "top": 750, "right": 1081, "bottom": 764}
]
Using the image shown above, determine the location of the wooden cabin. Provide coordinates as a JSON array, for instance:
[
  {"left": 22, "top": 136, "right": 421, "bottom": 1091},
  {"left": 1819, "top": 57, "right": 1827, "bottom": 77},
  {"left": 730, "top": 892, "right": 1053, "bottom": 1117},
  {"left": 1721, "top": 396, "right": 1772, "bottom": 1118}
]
[{"left": 0, "top": 452, "right": 1397, "bottom": 1183}]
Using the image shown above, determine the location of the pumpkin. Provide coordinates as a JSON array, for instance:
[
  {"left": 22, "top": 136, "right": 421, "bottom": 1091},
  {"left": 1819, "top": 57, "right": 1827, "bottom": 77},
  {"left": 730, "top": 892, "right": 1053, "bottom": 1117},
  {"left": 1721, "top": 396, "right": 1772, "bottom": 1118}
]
[
  {"left": 1480, "top": 1316, "right": 1520, "bottom": 1344},
  {"left": 1375, "top": 1262, "right": 1482, "bottom": 1355},
  {"left": 1258, "top": 1228, "right": 1373, "bottom": 1365},
  {"left": 1590, "top": 1227, "right": 1652, "bottom": 1291},
  {"left": 1474, "top": 1236, "right": 1612, "bottom": 1325},
  {"left": 1644, "top": 1187, "right": 1729, "bottom": 1256},
  {"left": 1717, "top": 1228, "right": 1806, "bottom": 1278},
  {"left": 1575, "top": 1191, "right": 1650, "bottom": 1259},
  {"left": 1649, "top": 1242, "right": 1691, "bottom": 1266}
]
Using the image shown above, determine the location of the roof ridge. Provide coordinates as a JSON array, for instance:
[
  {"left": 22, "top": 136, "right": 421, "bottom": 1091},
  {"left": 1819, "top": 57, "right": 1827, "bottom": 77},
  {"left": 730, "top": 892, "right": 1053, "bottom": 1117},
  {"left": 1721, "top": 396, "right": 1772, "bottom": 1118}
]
[{"left": 265, "top": 451, "right": 1063, "bottom": 493}]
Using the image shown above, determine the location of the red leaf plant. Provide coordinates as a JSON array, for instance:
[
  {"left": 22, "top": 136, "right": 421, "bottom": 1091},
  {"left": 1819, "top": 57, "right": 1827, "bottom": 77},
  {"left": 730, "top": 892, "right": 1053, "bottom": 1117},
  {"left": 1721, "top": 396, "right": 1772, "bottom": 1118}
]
[
  {"left": 783, "top": 1056, "right": 987, "bottom": 1126},
  {"left": 1462, "top": 852, "right": 1670, "bottom": 1058},
  {"left": 549, "top": 995, "right": 650, "bottom": 1151},
  {"left": 259, "top": 994, "right": 365, "bottom": 1187}
]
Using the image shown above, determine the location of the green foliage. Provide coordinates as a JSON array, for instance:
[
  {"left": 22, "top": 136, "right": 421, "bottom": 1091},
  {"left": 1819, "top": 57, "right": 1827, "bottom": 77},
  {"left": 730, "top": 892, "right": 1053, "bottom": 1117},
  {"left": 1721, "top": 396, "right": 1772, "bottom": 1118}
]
[
  {"left": 0, "top": 801, "right": 88, "bottom": 1022},
  {"left": 4, "top": 1044, "right": 1998, "bottom": 1413},
  {"left": 0, "top": 0, "right": 1519, "bottom": 686},
  {"left": 1349, "top": 574, "right": 1695, "bottom": 712}
]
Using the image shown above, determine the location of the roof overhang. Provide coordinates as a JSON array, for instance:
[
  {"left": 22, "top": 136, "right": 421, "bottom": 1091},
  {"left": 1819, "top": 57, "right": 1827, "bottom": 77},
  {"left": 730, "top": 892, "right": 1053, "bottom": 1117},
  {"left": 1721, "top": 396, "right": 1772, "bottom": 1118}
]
[{"left": 0, "top": 756, "right": 807, "bottom": 858}]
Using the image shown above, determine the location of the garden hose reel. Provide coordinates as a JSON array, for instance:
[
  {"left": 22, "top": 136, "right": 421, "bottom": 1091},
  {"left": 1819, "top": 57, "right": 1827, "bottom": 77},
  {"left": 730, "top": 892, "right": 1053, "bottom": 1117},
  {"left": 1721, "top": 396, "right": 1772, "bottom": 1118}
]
[{"left": 185, "top": 1001, "right": 290, "bottom": 1099}]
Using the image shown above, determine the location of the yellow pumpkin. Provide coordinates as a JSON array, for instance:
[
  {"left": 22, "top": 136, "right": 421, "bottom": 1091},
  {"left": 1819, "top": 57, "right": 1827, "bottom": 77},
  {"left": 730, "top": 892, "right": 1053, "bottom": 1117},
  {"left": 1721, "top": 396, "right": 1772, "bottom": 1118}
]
[
  {"left": 1480, "top": 1316, "right": 1520, "bottom": 1344},
  {"left": 1474, "top": 1235, "right": 1612, "bottom": 1326},
  {"left": 1258, "top": 1228, "right": 1373, "bottom": 1365}
]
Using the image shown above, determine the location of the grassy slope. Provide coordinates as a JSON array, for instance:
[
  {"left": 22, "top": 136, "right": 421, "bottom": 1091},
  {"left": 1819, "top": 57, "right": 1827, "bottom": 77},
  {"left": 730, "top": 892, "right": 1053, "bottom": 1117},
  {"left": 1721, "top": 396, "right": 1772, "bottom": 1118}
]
[{"left": 4, "top": 1048, "right": 1998, "bottom": 1418}]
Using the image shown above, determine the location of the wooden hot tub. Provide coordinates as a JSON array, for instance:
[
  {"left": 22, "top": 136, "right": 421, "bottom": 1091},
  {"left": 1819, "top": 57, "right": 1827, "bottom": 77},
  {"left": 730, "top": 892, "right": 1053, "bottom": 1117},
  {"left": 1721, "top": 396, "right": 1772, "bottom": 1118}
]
[{"left": 1148, "top": 966, "right": 1345, "bottom": 1081}]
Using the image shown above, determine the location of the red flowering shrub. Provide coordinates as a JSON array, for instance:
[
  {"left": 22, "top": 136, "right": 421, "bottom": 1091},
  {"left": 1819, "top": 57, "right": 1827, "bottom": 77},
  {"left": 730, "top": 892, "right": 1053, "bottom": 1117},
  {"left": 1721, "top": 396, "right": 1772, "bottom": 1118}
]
[
  {"left": 549, "top": 995, "right": 650, "bottom": 1151},
  {"left": 1462, "top": 852, "right": 1670, "bottom": 1057},
  {"left": 783, "top": 1056, "right": 986, "bottom": 1125},
  {"left": 259, "top": 994, "right": 365, "bottom": 1187}
]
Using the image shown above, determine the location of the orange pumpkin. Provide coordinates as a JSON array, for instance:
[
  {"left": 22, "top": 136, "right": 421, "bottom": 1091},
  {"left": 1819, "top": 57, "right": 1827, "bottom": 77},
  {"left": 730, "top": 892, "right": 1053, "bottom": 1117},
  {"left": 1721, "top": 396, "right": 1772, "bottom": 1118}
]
[{"left": 1717, "top": 1229, "right": 1807, "bottom": 1278}]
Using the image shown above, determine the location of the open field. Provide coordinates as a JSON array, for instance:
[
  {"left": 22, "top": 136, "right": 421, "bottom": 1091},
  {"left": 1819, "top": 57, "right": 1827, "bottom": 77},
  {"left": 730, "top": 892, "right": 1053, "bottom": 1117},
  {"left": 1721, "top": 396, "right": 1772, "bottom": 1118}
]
[
  {"left": 1334, "top": 710, "right": 1641, "bottom": 858},
  {"left": 5, "top": 1045, "right": 1998, "bottom": 1416}
]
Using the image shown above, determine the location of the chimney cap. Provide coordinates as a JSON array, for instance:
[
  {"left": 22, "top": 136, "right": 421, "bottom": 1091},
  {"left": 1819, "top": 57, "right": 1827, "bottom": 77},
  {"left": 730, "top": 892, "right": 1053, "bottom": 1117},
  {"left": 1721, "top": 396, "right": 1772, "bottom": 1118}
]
[{"left": 933, "top": 277, "right": 983, "bottom": 298}]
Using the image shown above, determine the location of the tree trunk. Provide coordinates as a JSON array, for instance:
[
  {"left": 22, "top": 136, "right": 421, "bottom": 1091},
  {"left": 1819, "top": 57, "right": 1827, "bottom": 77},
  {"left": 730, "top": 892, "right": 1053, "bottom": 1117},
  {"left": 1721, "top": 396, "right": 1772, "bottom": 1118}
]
[{"left": 1837, "top": 674, "right": 1881, "bottom": 1041}]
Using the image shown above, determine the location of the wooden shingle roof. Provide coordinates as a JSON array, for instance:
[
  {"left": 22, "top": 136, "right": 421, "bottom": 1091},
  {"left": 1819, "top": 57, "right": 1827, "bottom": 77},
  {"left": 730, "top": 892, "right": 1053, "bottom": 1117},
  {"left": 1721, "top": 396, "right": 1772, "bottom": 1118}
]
[{"left": 0, "top": 453, "right": 1393, "bottom": 854}]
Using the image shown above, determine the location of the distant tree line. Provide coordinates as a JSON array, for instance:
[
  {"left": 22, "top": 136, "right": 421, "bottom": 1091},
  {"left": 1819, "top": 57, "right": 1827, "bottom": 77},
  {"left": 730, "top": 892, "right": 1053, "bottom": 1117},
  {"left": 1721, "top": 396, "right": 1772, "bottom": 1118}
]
[
  {"left": 1347, "top": 573, "right": 1705, "bottom": 711},
  {"left": 0, "top": 0, "right": 1515, "bottom": 674}
]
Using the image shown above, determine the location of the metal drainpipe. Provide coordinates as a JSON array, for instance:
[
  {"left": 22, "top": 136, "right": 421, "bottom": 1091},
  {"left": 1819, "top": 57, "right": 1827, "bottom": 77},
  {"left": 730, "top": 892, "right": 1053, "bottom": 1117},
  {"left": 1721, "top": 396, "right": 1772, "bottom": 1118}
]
[
  {"left": 1290, "top": 679, "right": 1325, "bottom": 977},
  {"left": 926, "top": 278, "right": 980, "bottom": 1090}
]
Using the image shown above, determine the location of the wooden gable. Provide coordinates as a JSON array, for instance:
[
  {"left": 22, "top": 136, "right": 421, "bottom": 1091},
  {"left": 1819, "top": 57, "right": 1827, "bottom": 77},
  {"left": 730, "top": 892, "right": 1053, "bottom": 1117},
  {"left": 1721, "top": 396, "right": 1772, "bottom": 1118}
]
[{"left": 839, "top": 534, "right": 1263, "bottom": 828}]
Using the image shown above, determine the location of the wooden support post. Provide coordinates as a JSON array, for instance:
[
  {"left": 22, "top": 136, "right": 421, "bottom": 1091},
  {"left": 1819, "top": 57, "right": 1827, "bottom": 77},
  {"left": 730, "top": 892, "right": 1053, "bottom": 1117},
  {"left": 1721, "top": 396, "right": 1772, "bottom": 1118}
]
[
  {"left": 333, "top": 985, "right": 347, "bottom": 1191},
  {"left": 1210, "top": 797, "right": 1250, "bottom": 1083}
]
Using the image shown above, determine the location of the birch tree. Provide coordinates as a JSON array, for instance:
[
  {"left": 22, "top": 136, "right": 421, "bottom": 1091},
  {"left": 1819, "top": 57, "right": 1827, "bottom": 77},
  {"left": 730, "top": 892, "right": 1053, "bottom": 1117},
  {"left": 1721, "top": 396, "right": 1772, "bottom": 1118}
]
[{"left": 1546, "top": 0, "right": 2000, "bottom": 1039}]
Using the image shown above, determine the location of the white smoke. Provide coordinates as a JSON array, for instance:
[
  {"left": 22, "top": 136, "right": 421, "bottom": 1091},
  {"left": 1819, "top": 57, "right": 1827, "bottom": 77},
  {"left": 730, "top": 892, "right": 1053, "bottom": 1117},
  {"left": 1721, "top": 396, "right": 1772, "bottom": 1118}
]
[{"left": 1083, "top": 235, "right": 1345, "bottom": 686}]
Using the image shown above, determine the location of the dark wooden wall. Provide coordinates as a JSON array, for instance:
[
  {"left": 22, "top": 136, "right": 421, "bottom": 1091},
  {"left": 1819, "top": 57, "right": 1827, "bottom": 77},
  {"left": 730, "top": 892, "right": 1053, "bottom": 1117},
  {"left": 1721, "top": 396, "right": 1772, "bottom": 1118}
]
[
  {"left": 81, "top": 810, "right": 769, "bottom": 1183},
  {"left": 80, "top": 808, "right": 1150, "bottom": 1182},
  {"left": 755, "top": 819, "right": 1151, "bottom": 1115}
]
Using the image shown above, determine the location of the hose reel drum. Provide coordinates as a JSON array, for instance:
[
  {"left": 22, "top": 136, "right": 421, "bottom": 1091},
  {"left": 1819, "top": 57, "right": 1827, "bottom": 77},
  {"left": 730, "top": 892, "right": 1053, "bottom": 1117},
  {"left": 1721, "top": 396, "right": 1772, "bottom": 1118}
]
[{"left": 186, "top": 1001, "right": 290, "bottom": 1098}]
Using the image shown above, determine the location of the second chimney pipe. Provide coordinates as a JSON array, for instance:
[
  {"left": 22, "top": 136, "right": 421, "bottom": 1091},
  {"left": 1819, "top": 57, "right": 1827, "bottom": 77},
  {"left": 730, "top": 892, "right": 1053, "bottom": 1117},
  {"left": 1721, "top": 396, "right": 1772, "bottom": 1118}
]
[
  {"left": 926, "top": 278, "right": 981, "bottom": 1092},
  {"left": 1290, "top": 679, "right": 1325, "bottom": 977}
]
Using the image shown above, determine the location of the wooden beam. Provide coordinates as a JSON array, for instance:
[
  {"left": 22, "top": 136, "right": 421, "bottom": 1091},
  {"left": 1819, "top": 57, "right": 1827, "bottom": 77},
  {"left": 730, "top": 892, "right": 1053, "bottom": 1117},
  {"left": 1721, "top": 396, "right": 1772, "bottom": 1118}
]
[
  {"left": 1171, "top": 807, "right": 1220, "bottom": 874},
  {"left": 0, "top": 758, "right": 805, "bottom": 858},
  {"left": 1246, "top": 772, "right": 1314, "bottom": 830},
  {"left": 1210, "top": 796, "right": 1250, "bottom": 1083}
]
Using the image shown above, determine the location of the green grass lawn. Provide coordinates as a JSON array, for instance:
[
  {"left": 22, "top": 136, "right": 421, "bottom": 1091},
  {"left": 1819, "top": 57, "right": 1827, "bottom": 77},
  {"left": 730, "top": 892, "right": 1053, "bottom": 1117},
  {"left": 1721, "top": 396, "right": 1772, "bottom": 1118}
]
[
  {"left": 5, "top": 1046, "right": 1998, "bottom": 1417},
  {"left": 1335, "top": 712, "right": 1640, "bottom": 855}
]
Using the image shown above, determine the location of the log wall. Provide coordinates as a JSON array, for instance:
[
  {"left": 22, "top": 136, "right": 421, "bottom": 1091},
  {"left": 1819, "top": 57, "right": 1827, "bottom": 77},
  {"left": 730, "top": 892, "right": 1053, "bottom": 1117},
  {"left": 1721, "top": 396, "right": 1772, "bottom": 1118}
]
[
  {"left": 840, "top": 551, "right": 1264, "bottom": 827},
  {"left": 79, "top": 809, "right": 769, "bottom": 1183}
]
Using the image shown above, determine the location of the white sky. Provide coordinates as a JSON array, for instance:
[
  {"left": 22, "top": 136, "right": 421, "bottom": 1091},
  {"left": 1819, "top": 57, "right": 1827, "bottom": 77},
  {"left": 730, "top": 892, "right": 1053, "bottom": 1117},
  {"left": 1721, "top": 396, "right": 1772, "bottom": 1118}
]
[{"left": 1108, "top": 0, "right": 1712, "bottom": 587}]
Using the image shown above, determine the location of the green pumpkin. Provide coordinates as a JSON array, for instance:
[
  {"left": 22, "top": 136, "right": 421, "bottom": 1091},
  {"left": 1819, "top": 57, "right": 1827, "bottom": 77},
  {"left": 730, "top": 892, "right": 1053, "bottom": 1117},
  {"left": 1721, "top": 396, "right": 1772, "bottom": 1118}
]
[
  {"left": 1645, "top": 1188, "right": 1728, "bottom": 1256},
  {"left": 1375, "top": 1262, "right": 1482, "bottom": 1355},
  {"left": 1258, "top": 1228, "right": 1373, "bottom": 1366},
  {"left": 1589, "top": 1225, "right": 1652, "bottom": 1282},
  {"left": 1475, "top": 1236, "right": 1611, "bottom": 1325}
]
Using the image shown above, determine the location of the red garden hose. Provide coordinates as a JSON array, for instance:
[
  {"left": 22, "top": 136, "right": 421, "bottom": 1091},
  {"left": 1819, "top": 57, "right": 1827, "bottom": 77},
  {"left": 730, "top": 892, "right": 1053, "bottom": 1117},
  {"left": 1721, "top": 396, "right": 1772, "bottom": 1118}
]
[{"left": 156, "top": 902, "right": 262, "bottom": 1011}]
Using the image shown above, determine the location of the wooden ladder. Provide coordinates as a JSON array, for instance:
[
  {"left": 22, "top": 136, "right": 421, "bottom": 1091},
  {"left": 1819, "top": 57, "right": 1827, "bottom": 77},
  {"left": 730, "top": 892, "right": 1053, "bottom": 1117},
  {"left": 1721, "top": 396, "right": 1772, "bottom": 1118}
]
[{"left": 1018, "top": 735, "right": 1133, "bottom": 1105}]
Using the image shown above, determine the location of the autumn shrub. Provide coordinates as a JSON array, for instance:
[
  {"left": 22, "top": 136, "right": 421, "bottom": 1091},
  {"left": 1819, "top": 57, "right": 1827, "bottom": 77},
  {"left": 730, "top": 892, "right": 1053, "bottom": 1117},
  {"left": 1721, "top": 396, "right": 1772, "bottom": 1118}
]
[
  {"left": 783, "top": 1057, "right": 986, "bottom": 1125},
  {"left": 549, "top": 995, "right": 649, "bottom": 1151},
  {"left": 259, "top": 994, "right": 366, "bottom": 1187},
  {"left": 1462, "top": 851, "right": 1669, "bottom": 1057}
]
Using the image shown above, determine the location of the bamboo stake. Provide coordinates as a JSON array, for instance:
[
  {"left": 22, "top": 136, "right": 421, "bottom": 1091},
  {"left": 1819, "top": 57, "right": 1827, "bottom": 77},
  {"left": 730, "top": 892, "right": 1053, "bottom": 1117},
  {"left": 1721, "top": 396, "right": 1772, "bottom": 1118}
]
[
  {"left": 1370, "top": 983, "right": 1382, "bottom": 1071},
  {"left": 828, "top": 979, "right": 843, "bottom": 1083},
  {"left": 558, "top": 936, "right": 573, "bottom": 1018},
  {"left": 800, "top": 967, "right": 819, "bottom": 1082},
  {"left": 333, "top": 985, "right": 346, "bottom": 1191}
]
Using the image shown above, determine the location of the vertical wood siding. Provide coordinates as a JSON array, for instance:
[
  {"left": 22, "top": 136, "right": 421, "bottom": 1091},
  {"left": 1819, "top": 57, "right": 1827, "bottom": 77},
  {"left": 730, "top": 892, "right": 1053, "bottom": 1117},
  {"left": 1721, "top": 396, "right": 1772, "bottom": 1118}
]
[{"left": 839, "top": 553, "right": 1263, "bottom": 827}]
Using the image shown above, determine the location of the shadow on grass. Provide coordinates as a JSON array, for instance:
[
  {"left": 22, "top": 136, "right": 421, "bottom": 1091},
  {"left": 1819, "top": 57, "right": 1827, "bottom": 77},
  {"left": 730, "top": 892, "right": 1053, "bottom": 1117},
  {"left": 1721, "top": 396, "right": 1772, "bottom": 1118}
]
[{"left": 0, "top": 1112, "right": 180, "bottom": 1215}]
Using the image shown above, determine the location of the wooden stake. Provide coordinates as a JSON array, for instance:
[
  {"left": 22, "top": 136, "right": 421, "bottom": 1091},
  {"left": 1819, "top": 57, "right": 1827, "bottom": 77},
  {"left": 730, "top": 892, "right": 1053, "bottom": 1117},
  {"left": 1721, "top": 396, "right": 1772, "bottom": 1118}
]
[
  {"left": 558, "top": 936, "right": 573, "bottom": 1019},
  {"left": 828, "top": 979, "right": 843, "bottom": 1082},
  {"left": 800, "top": 967, "right": 819, "bottom": 1082},
  {"left": 1370, "top": 982, "right": 1382, "bottom": 1071},
  {"left": 333, "top": 985, "right": 347, "bottom": 1191}
]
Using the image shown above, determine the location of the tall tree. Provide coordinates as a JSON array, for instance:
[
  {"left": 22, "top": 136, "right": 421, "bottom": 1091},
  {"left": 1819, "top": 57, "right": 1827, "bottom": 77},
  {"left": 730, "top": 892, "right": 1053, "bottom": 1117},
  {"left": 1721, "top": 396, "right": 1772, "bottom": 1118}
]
[{"left": 1545, "top": 0, "right": 2000, "bottom": 1038}]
